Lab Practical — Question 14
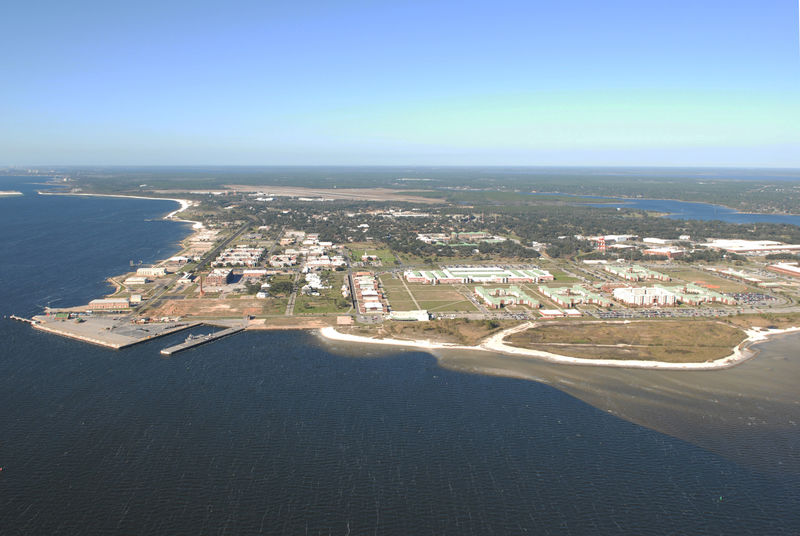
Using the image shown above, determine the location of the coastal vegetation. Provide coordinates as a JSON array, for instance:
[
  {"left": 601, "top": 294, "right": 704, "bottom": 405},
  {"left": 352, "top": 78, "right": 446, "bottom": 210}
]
[
  {"left": 504, "top": 320, "right": 747, "bottom": 363},
  {"left": 341, "top": 318, "right": 515, "bottom": 346}
]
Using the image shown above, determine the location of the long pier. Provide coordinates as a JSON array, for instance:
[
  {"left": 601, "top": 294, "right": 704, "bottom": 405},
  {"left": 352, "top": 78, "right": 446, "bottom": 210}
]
[
  {"left": 160, "top": 327, "right": 244, "bottom": 356},
  {"left": 9, "top": 315, "right": 36, "bottom": 325}
]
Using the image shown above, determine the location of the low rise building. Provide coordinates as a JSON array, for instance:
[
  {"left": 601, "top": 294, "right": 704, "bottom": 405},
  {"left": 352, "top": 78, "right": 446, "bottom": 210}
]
[
  {"left": 538, "top": 285, "right": 612, "bottom": 307},
  {"left": 404, "top": 266, "right": 553, "bottom": 285},
  {"left": 707, "top": 239, "right": 800, "bottom": 255},
  {"left": 768, "top": 262, "right": 800, "bottom": 278},
  {"left": 474, "top": 286, "right": 540, "bottom": 309},
  {"left": 605, "top": 264, "right": 671, "bottom": 281},
  {"left": 137, "top": 267, "right": 167, "bottom": 277},
  {"left": 212, "top": 245, "right": 265, "bottom": 267},
  {"left": 88, "top": 298, "right": 130, "bottom": 310},
  {"left": 612, "top": 286, "right": 677, "bottom": 307},
  {"left": 269, "top": 254, "right": 297, "bottom": 267},
  {"left": 388, "top": 310, "right": 430, "bottom": 322},
  {"left": 205, "top": 268, "right": 232, "bottom": 286}
]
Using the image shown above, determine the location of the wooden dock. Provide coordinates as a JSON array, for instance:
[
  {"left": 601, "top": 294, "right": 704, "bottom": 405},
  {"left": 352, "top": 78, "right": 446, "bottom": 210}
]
[{"left": 160, "top": 327, "right": 244, "bottom": 356}]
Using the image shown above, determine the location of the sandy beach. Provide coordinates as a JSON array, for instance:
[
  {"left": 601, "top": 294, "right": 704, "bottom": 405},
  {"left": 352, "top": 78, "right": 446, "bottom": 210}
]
[{"left": 318, "top": 323, "right": 800, "bottom": 371}]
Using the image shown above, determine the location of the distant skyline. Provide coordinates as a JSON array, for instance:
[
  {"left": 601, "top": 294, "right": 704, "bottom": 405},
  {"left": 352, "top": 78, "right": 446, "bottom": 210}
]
[{"left": 2, "top": 0, "right": 799, "bottom": 167}]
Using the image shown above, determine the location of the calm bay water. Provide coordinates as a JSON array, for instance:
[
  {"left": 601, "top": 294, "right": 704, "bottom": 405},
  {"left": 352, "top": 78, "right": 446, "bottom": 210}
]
[
  {"left": 585, "top": 197, "right": 800, "bottom": 225},
  {"left": 528, "top": 191, "right": 800, "bottom": 225},
  {"left": 2, "top": 176, "right": 800, "bottom": 534}
]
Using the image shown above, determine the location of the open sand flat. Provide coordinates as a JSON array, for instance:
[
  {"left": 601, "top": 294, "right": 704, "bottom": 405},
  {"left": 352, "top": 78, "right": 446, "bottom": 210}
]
[{"left": 222, "top": 185, "right": 442, "bottom": 204}]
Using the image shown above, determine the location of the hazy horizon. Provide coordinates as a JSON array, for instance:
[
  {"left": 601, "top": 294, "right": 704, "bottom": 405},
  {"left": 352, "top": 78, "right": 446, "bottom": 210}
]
[{"left": 2, "top": 0, "right": 799, "bottom": 167}]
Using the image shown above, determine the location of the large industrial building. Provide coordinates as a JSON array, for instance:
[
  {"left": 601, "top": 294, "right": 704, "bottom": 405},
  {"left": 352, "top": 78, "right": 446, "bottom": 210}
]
[
  {"left": 88, "top": 298, "right": 130, "bottom": 310},
  {"left": 404, "top": 266, "right": 553, "bottom": 285},
  {"left": 706, "top": 239, "right": 800, "bottom": 255},
  {"left": 136, "top": 267, "right": 167, "bottom": 277},
  {"left": 768, "top": 262, "right": 800, "bottom": 278}
]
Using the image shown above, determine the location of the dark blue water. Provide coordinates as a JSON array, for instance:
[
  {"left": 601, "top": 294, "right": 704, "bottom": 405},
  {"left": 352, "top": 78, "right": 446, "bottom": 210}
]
[{"left": 2, "top": 177, "right": 800, "bottom": 534}]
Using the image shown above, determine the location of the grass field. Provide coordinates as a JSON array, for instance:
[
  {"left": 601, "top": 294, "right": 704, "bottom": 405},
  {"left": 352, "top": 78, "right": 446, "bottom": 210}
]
[
  {"left": 153, "top": 296, "right": 287, "bottom": 318},
  {"left": 505, "top": 320, "right": 747, "bottom": 362},
  {"left": 295, "top": 272, "right": 350, "bottom": 314},
  {"left": 662, "top": 267, "right": 750, "bottom": 292},
  {"left": 380, "top": 275, "right": 418, "bottom": 310},
  {"left": 537, "top": 261, "right": 581, "bottom": 283},
  {"left": 347, "top": 242, "right": 397, "bottom": 266},
  {"left": 404, "top": 283, "right": 479, "bottom": 312}
]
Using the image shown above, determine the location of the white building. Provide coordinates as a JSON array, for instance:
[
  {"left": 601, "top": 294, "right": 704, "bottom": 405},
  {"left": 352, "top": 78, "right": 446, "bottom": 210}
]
[
  {"left": 612, "top": 286, "right": 677, "bottom": 306},
  {"left": 137, "top": 267, "right": 167, "bottom": 277}
]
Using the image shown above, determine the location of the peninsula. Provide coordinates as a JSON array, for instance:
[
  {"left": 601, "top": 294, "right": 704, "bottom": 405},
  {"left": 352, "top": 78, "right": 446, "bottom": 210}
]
[{"left": 15, "top": 169, "right": 800, "bottom": 368}]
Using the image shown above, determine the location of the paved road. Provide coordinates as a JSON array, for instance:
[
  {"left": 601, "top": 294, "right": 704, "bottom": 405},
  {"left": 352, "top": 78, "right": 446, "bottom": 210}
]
[
  {"left": 285, "top": 272, "right": 301, "bottom": 316},
  {"left": 137, "top": 220, "right": 252, "bottom": 315}
]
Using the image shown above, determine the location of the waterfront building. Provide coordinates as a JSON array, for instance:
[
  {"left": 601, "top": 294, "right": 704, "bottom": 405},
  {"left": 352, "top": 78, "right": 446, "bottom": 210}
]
[
  {"left": 88, "top": 298, "right": 130, "bottom": 310},
  {"left": 136, "top": 267, "right": 167, "bottom": 277}
]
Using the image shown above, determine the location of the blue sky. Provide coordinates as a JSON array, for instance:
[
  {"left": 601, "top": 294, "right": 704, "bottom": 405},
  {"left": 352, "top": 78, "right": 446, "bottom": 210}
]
[{"left": 2, "top": 0, "right": 799, "bottom": 166}]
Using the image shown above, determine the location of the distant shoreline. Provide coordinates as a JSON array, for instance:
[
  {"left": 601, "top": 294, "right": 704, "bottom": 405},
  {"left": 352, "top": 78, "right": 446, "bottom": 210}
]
[
  {"left": 318, "top": 323, "right": 800, "bottom": 371},
  {"left": 532, "top": 191, "right": 800, "bottom": 218},
  {"left": 36, "top": 191, "right": 202, "bottom": 228}
]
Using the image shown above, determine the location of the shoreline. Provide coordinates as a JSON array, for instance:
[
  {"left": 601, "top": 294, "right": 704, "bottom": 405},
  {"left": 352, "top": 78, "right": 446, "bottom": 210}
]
[
  {"left": 318, "top": 323, "right": 800, "bottom": 371},
  {"left": 36, "top": 191, "right": 203, "bottom": 228},
  {"left": 27, "top": 189, "right": 800, "bottom": 370}
]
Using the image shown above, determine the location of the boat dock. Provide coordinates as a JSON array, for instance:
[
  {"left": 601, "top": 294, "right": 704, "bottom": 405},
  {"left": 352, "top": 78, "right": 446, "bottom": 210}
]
[
  {"left": 160, "top": 327, "right": 244, "bottom": 356},
  {"left": 9, "top": 315, "right": 36, "bottom": 325}
]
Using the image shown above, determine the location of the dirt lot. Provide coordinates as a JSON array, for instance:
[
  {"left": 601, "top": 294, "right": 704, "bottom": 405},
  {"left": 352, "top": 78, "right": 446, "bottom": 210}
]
[{"left": 151, "top": 297, "right": 286, "bottom": 318}]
